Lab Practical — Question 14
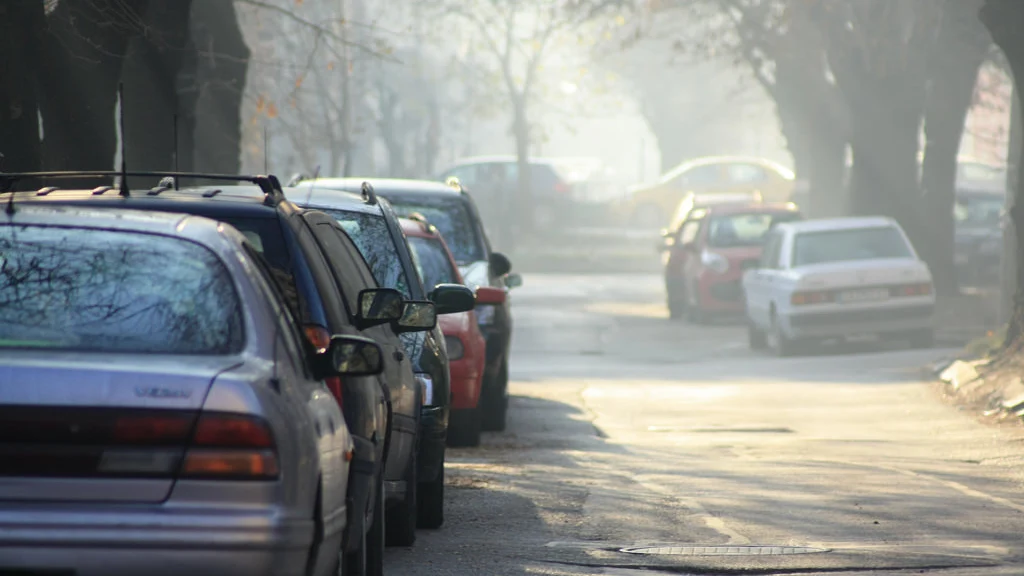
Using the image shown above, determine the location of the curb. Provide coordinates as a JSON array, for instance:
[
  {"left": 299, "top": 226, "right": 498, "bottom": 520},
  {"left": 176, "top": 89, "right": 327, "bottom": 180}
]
[{"left": 934, "top": 357, "right": 1024, "bottom": 422}]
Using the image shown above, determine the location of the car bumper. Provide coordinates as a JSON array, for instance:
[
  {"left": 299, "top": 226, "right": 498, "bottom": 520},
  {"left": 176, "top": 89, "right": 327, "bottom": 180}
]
[
  {"left": 783, "top": 303, "right": 935, "bottom": 339},
  {"left": 418, "top": 405, "right": 448, "bottom": 482},
  {"left": 449, "top": 359, "right": 483, "bottom": 410},
  {"left": 0, "top": 504, "right": 313, "bottom": 576},
  {"left": 697, "top": 278, "right": 745, "bottom": 312}
]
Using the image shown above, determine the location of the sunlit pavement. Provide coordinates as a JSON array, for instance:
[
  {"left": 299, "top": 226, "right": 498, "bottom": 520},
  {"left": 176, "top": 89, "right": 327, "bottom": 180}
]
[{"left": 385, "top": 273, "right": 1024, "bottom": 576}]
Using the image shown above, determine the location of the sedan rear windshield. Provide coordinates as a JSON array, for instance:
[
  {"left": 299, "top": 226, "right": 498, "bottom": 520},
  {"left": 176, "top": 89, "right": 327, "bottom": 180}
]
[
  {"left": 792, "top": 226, "right": 913, "bottom": 267},
  {"left": 706, "top": 212, "right": 798, "bottom": 248},
  {"left": 0, "top": 224, "right": 244, "bottom": 354},
  {"left": 386, "top": 198, "right": 486, "bottom": 264}
]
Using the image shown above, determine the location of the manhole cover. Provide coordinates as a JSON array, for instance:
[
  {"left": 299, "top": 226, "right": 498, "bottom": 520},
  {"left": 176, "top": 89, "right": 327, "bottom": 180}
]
[{"left": 620, "top": 545, "right": 829, "bottom": 556}]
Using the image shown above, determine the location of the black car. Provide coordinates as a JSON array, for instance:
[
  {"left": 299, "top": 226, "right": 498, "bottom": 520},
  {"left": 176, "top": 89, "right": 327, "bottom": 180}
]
[
  {"left": 286, "top": 181, "right": 476, "bottom": 530},
  {"left": 1, "top": 172, "right": 433, "bottom": 576},
  {"left": 954, "top": 188, "right": 1005, "bottom": 288},
  {"left": 296, "top": 178, "right": 520, "bottom": 431}
]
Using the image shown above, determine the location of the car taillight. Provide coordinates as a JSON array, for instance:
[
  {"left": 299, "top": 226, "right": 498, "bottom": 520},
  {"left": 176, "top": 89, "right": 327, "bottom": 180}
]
[
  {"left": 181, "top": 413, "right": 279, "bottom": 480},
  {"left": 325, "top": 376, "right": 344, "bottom": 411},
  {"left": 791, "top": 291, "right": 833, "bottom": 306},
  {"left": 99, "top": 412, "right": 196, "bottom": 476},
  {"left": 898, "top": 283, "right": 932, "bottom": 297},
  {"left": 112, "top": 413, "right": 193, "bottom": 445},
  {"left": 304, "top": 324, "right": 332, "bottom": 354}
]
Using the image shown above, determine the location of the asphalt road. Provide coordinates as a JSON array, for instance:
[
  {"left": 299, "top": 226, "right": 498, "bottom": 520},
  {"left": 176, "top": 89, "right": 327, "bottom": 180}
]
[{"left": 385, "top": 274, "right": 1024, "bottom": 576}]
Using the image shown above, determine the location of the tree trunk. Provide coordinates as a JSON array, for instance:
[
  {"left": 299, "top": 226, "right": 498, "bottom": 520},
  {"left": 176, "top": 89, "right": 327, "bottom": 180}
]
[
  {"left": 37, "top": 0, "right": 148, "bottom": 186},
  {"left": 919, "top": 0, "right": 989, "bottom": 297},
  {"left": 981, "top": 0, "right": 1024, "bottom": 347},
  {"left": 121, "top": 0, "right": 195, "bottom": 182},
  {"left": 0, "top": 0, "right": 46, "bottom": 178},
  {"left": 807, "top": 130, "right": 848, "bottom": 218},
  {"left": 190, "top": 0, "right": 249, "bottom": 175},
  {"left": 1002, "top": 88, "right": 1020, "bottom": 324}
]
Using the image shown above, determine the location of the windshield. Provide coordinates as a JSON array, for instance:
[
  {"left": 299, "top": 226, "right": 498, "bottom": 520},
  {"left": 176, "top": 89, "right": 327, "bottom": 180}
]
[
  {"left": 0, "top": 225, "right": 243, "bottom": 354},
  {"left": 321, "top": 209, "right": 412, "bottom": 298},
  {"left": 792, "top": 226, "right": 913, "bottom": 267},
  {"left": 706, "top": 212, "right": 797, "bottom": 248},
  {"left": 387, "top": 198, "right": 486, "bottom": 264},
  {"left": 407, "top": 236, "right": 458, "bottom": 290},
  {"left": 955, "top": 196, "right": 1004, "bottom": 228}
]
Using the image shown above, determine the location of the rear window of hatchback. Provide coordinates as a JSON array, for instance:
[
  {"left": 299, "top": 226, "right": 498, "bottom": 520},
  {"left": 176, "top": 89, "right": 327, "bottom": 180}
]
[{"left": 0, "top": 224, "right": 244, "bottom": 354}]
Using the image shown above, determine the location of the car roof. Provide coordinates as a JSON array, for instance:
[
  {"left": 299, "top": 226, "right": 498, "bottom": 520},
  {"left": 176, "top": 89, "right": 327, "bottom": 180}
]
[
  {"left": 442, "top": 155, "right": 559, "bottom": 168},
  {"left": 0, "top": 203, "right": 229, "bottom": 240},
  {"left": 704, "top": 202, "right": 798, "bottom": 215},
  {"left": 781, "top": 216, "right": 896, "bottom": 234},
  {"left": 295, "top": 177, "right": 462, "bottom": 199},
  {"left": 284, "top": 184, "right": 380, "bottom": 215}
]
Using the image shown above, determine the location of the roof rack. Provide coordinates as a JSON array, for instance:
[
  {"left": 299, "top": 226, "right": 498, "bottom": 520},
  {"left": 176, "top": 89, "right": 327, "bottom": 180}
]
[
  {"left": 361, "top": 181, "right": 378, "bottom": 205},
  {"left": 445, "top": 176, "right": 464, "bottom": 192},
  {"left": 286, "top": 173, "right": 308, "bottom": 187},
  {"left": 0, "top": 171, "right": 287, "bottom": 206}
]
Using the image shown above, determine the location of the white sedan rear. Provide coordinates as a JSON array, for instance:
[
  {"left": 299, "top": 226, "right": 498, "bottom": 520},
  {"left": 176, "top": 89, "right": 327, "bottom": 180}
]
[{"left": 742, "top": 217, "right": 935, "bottom": 355}]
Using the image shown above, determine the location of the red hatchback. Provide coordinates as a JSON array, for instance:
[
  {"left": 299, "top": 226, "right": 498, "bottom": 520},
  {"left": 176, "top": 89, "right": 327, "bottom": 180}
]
[
  {"left": 400, "top": 217, "right": 505, "bottom": 447},
  {"left": 668, "top": 203, "right": 802, "bottom": 323}
]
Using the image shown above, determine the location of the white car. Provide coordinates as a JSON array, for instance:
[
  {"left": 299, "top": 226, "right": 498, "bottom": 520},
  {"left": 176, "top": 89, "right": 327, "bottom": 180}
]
[{"left": 742, "top": 217, "right": 936, "bottom": 355}]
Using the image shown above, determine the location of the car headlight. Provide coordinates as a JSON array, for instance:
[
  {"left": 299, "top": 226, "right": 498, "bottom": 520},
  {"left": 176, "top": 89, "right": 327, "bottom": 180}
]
[
  {"left": 700, "top": 250, "right": 730, "bottom": 274},
  {"left": 415, "top": 373, "right": 434, "bottom": 406},
  {"left": 444, "top": 335, "right": 465, "bottom": 360},
  {"left": 475, "top": 305, "right": 496, "bottom": 326}
]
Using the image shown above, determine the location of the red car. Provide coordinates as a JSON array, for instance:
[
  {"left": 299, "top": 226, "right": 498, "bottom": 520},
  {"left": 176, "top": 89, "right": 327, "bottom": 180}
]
[
  {"left": 669, "top": 203, "right": 802, "bottom": 323},
  {"left": 400, "top": 217, "right": 505, "bottom": 447}
]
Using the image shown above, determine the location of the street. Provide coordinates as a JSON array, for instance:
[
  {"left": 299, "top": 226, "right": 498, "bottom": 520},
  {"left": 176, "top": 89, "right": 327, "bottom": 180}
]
[{"left": 386, "top": 273, "right": 1024, "bottom": 576}]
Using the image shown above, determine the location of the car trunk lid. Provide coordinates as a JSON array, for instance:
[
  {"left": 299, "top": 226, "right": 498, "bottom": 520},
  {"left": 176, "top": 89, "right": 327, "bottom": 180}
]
[{"left": 795, "top": 259, "right": 930, "bottom": 291}]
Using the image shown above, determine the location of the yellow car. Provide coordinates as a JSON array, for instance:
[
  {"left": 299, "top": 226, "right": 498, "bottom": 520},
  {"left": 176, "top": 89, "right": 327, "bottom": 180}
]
[{"left": 627, "top": 156, "right": 795, "bottom": 227}]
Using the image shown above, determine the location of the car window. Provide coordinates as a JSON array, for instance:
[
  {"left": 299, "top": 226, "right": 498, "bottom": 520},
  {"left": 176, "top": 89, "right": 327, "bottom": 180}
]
[
  {"left": 0, "top": 224, "right": 243, "bottom": 354},
  {"left": 407, "top": 236, "right": 457, "bottom": 290},
  {"left": 678, "top": 218, "right": 703, "bottom": 245},
  {"left": 726, "top": 164, "right": 768, "bottom": 184},
  {"left": 760, "top": 231, "right": 782, "bottom": 269},
  {"left": 677, "top": 165, "right": 721, "bottom": 187},
  {"left": 217, "top": 215, "right": 303, "bottom": 319},
  {"left": 792, "top": 226, "right": 913, "bottom": 267},
  {"left": 706, "top": 212, "right": 800, "bottom": 248},
  {"left": 954, "top": 196, "right": 1004, "bottom": 227},
  {"left": 321, "top": 208, "right": 411, "bottom": 298},
  {"left": 241, "top": 242, "right": 311, "bottom": 371},
  {"left": 388, "top": 197, "right": 486, "bottom": 264},
  {"left": 307, "top": 218, "right": 380, "bottom": 314}
]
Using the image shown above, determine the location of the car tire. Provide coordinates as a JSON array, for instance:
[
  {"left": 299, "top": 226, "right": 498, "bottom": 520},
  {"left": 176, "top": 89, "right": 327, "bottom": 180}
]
[
  {"left": 417, "top": 463, "right": 445, "bottom": 529},
  {"left": 385, "top": 434, "right": 418, "bottom": 547},
  {"left": 667, "top": 288, "right": 687, "bottom": 320},
  {"left": 748, "top": 321, "right": 767, "bottom": 350},
  {"left": 481, "top": 361, "right": 509, "bottom": 432},
  {"left": 364, "top": 474, "right": 385, "bottom": 576},
  {"left": 768, "top": 313, "right": 799, "bottom": 357},
  {"left": 448, "top": 408, "right": 482, "bottom": 447}
]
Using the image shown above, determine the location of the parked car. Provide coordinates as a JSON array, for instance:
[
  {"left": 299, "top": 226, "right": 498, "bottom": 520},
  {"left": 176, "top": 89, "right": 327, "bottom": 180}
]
[
  {"left": 286, "top": 180, "right": 476, "bottom": 531},
  {"left": 435, "top": 155, "right": 575, "bottom": 234},
  {"left": 305, "top": 178, "right": 519, "bottom": 430},
  {"left": 742, "top": 217, "right": 935, "bottom": 356},
  {"left": 954, "top": 187, "right": 1005, "bottom": 287},
  {"left": 401, "top": 215, "right": 505, "bottom": 447},
  {"left": 0, "top": 203, "right": 388, "bottom": 576},
  {"left": 659, "top": 191, "right": 766, "bottom": 318},
  {"left": 5, "top": 172, "right": 432, "bottom": 576},
  {"left": 667, "top": 202, "right": 802, "bottom": 323},
  {"left": 628, "top": 156, "right": 795, "bottom": 227}
]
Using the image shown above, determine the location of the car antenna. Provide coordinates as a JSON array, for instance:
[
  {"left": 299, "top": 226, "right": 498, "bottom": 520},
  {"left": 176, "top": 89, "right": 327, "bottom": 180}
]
[
  {"left": 302, "top": 164, "right": 321, "bottom": 207},
  {"left": 172, "top": 113, "right": 179, "bottom": 190},
  {"left": 117, "top": 82, "right": 130, "bottom": 197}
]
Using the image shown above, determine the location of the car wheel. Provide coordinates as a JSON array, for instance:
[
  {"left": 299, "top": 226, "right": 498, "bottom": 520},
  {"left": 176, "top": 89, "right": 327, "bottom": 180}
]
[
  {"left": 385, "top": 434, "right": 417, "bottom": 547},
  {"left": 768, "top": 312, "right": 798, "bottom": 357},
  {"left": 667, "top": 286, "right": 687, "bottom": 320},
  {"left": 448, "top": 408, "right": 482, "bottom": 447},
  {"left": 417, "top": 463, "right": 445, "bottom": 529},
  {"left": 747, "top": 320, "right": 767, "bottom": 350},
  {"left": 481, "top": 361, "right": 509, "bottom": 432},
  {"left": 364, "top": 474, "right": 385, "bottom": 576}
]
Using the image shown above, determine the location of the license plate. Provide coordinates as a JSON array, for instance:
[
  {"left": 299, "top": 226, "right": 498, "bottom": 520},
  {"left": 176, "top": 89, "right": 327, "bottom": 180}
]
[{"left": 838, "top": 288, "right": 889, "bottom": 303}]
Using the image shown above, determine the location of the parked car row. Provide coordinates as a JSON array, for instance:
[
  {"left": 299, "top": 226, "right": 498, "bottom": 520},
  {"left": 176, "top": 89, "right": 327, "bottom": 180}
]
[
  {"left": 659, "top": 192, "right": 937, "bottom": 356},
  {"left": 0, "top": 170, "right": 520, "bottom": 576}
]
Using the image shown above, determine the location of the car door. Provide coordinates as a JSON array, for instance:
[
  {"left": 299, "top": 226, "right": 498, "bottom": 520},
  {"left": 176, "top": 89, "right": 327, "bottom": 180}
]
[{"left": 747, "top": 230, "right": 782, "bottom": 328}]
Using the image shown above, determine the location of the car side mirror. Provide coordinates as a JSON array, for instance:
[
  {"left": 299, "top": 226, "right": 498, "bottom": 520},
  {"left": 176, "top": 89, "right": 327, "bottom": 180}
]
[
  {"left": 430, "top": 283, "right": 476, "bottom": 314},
  {"left": 356, "top": 288, "right": 404, "bottom": 329},
  {"left": 396, "top": 301, "right": 438, "bottom": 333},
  {"left": 476, "top": 286, "right": 507, "bottom": 305},
  {"left": 320, "top": 335, "right": 384, "bottom": 377},
  {"left": 489, "top": 251, "right": 512, "bottom": 277},
  {"left": 505, "top": 273, "right": 523, "bottom": 289}
]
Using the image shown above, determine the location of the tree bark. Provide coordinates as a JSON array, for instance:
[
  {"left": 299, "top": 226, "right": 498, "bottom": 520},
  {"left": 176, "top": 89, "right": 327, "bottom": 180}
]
[
  {"left": 920, "top": 0, "right": 989, "bottom": 297},
  {"left": 0, "top": 0, "right": 46, "bottom": 178},
  {"left": 121, "top": 0, "right": 196, "bottom": 180},
  {"left": 37, "top": 0, "right": 148, "bottom": 186},
  {"left": 1001, "top": 88, "right": 1020, "bottom": 324},
  {"left": 981, "top": 0, "right": 1024, "bottom": 347},
  {"left": 190, "top": 0, "right": 249, "bottom": 175}
]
